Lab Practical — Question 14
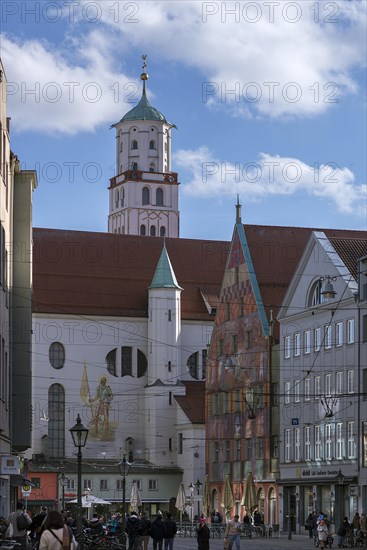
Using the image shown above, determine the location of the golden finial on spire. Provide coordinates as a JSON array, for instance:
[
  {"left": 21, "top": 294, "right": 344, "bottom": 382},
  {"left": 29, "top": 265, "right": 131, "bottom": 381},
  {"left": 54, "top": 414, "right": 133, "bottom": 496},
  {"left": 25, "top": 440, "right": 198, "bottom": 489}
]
[{"left": 141, "top": 54, "right": 148, "bottom": 81}]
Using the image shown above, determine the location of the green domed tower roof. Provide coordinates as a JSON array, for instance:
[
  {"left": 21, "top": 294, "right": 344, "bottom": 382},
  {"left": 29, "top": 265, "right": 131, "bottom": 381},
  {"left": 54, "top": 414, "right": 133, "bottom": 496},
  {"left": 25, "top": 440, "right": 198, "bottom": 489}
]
[{"left": 115, "top": 56, "right": 175, "bottom": 126}]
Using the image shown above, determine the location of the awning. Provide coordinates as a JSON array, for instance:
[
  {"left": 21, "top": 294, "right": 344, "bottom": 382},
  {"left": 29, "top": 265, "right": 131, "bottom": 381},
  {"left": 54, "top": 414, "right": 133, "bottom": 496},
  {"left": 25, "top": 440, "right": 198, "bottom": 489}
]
[{"left": 10, "top": 475, "right": 36, "bottom": 487}]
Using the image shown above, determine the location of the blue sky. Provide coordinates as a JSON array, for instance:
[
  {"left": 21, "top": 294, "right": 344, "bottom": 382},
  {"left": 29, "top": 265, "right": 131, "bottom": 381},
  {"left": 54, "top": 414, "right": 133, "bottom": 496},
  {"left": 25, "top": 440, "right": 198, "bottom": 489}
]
[{"left": 1, "top": 0, "right": 366, "bottom": 241}]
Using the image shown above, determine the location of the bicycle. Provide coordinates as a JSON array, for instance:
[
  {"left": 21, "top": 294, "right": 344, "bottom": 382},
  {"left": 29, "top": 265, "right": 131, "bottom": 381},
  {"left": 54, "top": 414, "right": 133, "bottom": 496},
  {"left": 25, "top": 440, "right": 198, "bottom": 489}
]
[{"left": 0, "top": 540, "right": 21, "bottom": 550}]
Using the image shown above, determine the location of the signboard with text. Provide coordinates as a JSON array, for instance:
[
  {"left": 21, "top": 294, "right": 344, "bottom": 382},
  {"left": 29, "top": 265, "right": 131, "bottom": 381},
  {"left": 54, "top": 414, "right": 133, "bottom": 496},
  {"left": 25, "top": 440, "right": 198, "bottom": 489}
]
[{"left": 1, "top": 456, "right": 20, "bottom": 475}]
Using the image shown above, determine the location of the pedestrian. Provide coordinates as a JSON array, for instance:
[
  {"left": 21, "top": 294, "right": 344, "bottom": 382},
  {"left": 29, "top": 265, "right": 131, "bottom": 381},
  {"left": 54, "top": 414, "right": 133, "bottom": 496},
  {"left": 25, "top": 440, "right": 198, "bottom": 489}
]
[
  {"left": 6, "top": 501, "right": 32, "bottom": 550},
  {"left": 150, "top": 513, "right": 166, "bottom": 550},
  {"left": 224, "top": 515, "right": 241, "bottom": 550},
  {"left": 352, "top": 512, "right": 361, "bottom": 537},
  {"left": 317, "top": 519, "right": 328, "bottom": 549},
  {"left": 30, "top": 506, "right": 48, "bottom": 543},
  {"left": 125, "top": 512, "right": 142, "bottom": 550},
  {"left": 138, "top": 512, "right": 151, "bottom": 550},
  {"left": 196, "top": 517, "right": 210, "bottom": 550},
  {"left": 361, "top": 513, "right": 367, "bottom": 536},
  {"left": 337, "top": 517, "right": 350, "bottom": 548},
  {"left": 305, "top": 512, "right": 314, "bottom": 538},
  {"left": 39, "top": 510, "right": 78, "bottom": 550},
  {"left": 163, "top": 513, "right": 177, "bottom": 550}
]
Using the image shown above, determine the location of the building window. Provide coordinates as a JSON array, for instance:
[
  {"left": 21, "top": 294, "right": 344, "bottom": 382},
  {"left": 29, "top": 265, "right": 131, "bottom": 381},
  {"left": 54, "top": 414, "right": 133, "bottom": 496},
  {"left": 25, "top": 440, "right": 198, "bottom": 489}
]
[
  {"left": 347, "top": 319, "right": 355, "bottom": 343},
  {"left": 66, "top": 479, "right": 75, "bottom": 491},
  {"left": 347, "top": 421, "right": 355, "bottom": 458},
  {"left": 363, "top": 315, "right": 367, "bottom": 342},
  {"left": 137, "top": 350, "right": 148, "bottom": 378},
  {"left": 142, "top": 187, "right": 150, "bottom": 205},
  {"left": 336, "top": 371, "right": 343, "bottom": 395},
  {"left": 284, "top": 336, "right": 291, "bottom": 359},
  {"left": 336, "top": 423, "right": 343, "bottom": 460},
  {"left": 106, "top": 349, "right": 117, "bottom": 376},
  {"left": 121, "top": 346, "right": 132, "bottom": 377},
  {"left": 271, "top": 435, "right": 279, "bottom": 459},
  {"left": 304, "top": 378, "right": 310, "bottom": 401},
  {"left": 149, "top": 479, "right": 158, "bottom": 491},
  {"left": 31, "top": 478, "right": 41, "bottom": 488},
  {"left": 234, "top": 266, "right": 239, "bottom": 285},
  {"left": 150, "top": 226, "right": 156, "bottom": 236},
  {"left": 304, "top": 330, "right": 311, "bottom": 354},
  {"left": 325, "top": 373, "right": 332, "bottom": 397},
  {"left": 48, "top": 384, "right": 65, "bottom": 459},
  {"left": 149, "top": 140, "right": 155, "bottom": 149},
  {"left": 49, "top": 342, "right": 65, "bottom": 369},
  {"left": 225, "top": 440, "right": 231, "bottom": 462},
  {"left": 295, "top": 428, "right": 301, "bottom": 462},
  {"left": 347, "top": 370, "right": 354, "bottom": 393},
  {"left": 285, "top": 429, "right": 291, "bottom": 462},
  {"left": 314, "top": 327, "right": 321, "bottom": 352},
  {"left": 232, "top": 334, "right": 238, "bottom": 354},
  {"left": 305, "top": 426, "right": 311, "bottom": 461},
  {"left": 315, "top": 425, "right": 321, "bottom": 460},
  {"left": 156, "top": 188, "right": 164, "bottom": 206},
  {"left": 131, "top": 162, "right": 138, "bottom": 170},
  {"left": 140, "top": 224, "right": 146, "bottom": 236},
  {"left": 83, "top": 479, "right": 92, "bottom": 490},
  {"left": 294, "top": 380, "right": 300, "bottom": 403},
  {"left": 160, "top": 227, "right": 166, "bottom": 237},
  {"left": 178, "top": 433, "right": 183, "bottom": 454},
  {"left": 132, "top": 479, "right": 142, "bottom": 490},
  {"left": 335, "top": 322, "right": 343, "bottom": 346},
  {"left": 239, "top": 297, "right": 244, "bottom": 317},
  {"left": 271, "top": 383, "right": 279, "bottom": 406},
  {"left": 294, "top": 333, "right": 301, "bottom": 356},
  {"left": 325, "top": 424, "right": 332, "bottom": 460},
  {"left": 131, "top": 140, "right": 138, "bottom": 150},
  {"left": 284, "top": 381, "right": 291, "bottom": 404},
  {"left": 245, "top": 329, "right": 252, "bottom": 349},
  {"left": 324, "top": 325, "right": 332, "bottom": 349},
  {"left": 116, "top": 479, "right": 124, "bottom": 490},
  {"left": 314, "top": 376, "right": 321, "bottom": 399},
  {"left": 100, "top": 479, "right": 108, "bottom": 491},
  {"left": 308, "top": 279, "right": 322, "bottom": 306}
]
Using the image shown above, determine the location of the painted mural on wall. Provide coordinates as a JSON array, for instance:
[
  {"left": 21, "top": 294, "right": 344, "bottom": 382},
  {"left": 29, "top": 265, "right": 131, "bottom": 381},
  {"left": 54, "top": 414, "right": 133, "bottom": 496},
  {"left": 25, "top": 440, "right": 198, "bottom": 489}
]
[{"left": 80, "top": 364, "right": 117, "bottom": 441}]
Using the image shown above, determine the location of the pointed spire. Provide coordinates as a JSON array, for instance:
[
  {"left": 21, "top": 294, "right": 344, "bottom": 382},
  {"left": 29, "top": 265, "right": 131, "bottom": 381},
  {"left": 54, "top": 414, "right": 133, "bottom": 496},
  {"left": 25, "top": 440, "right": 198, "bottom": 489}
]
[
  {"left": 236, "top": 195, "right": 242, "bottom": 223},
  {"left": 149, "top": 245, "right": 183, "bottom": 290},
  {"left": 141, "top": 54, "right": 148, "bottom": 96}
]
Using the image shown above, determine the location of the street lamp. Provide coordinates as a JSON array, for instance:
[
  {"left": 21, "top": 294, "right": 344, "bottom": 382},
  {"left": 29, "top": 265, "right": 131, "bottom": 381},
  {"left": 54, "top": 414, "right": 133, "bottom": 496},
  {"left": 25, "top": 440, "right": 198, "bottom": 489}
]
[
  {"left": 189, "top": 483, "right": 194, "bottom": 524},
  {"left": 59, "top": 469, "right": 69, "bottom": 511},
  {"left": 194, "top": 479, "right": 202, "bottom": 519},
  {"left": 118, "top": 454, "right": 131, "bottom": 550},
  {"left": 70, "top": 414, "right": 89, "bottom": 541}
]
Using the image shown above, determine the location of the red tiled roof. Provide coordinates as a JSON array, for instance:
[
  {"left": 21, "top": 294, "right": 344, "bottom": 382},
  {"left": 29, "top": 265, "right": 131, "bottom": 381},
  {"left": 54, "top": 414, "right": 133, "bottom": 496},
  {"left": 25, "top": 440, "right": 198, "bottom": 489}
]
[
  {"left": 174, "top": 381, "right": 205, "bottom": 423},
  {"left": 32, "top": 229, "right": 229, "bottom": 320}
]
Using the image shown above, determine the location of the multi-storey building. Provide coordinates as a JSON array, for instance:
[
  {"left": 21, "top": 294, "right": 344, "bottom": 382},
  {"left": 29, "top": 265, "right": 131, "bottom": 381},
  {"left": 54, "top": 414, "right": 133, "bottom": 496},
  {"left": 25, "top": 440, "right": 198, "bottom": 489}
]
[
  {"left": 278, "top": 231, "right": 367, "bottom": 532},
  {"left": 205, "top": 205, "right": 366, "bottom": 528},
  {"left": 26, "top": 69, "right": 228, "bottom": 514},
  {"left": 0, "top": 58, "right": 37, "bottom": 514}
]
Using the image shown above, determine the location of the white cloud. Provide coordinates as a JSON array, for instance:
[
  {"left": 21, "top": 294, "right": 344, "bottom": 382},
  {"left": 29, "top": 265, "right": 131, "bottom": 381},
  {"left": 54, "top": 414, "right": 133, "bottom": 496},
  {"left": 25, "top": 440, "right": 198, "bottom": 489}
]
[
  {"left": 1, "top": 32, "right": 141, "bottom": 134},
  {"left": 175, "top": 147, "right": 367, "bottom": 216},
  {"left": 93, "top": 0, "right": 366, "bottom": 118}
]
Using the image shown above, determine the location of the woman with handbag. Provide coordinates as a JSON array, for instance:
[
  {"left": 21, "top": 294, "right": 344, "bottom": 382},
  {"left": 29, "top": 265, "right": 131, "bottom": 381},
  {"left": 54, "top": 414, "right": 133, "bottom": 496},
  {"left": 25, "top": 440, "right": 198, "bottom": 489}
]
[{"left": 39, "top": 511, "right": 78, "bottom": 550}]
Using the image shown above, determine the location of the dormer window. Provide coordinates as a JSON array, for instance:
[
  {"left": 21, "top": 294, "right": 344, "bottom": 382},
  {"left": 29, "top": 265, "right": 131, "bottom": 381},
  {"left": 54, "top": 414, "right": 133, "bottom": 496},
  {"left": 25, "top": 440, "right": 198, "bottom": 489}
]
[{"left": 131, "top": 140, "right": 138, "bottom": 150}]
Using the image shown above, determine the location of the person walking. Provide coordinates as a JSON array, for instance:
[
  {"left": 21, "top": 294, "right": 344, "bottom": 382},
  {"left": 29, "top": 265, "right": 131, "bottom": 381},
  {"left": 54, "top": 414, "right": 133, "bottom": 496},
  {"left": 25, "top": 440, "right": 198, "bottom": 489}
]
[
  {"left": 196, "top": 518, "right": 210, "bottom": 550},
  {"left": 149, "top": 513, "right": 166, "bottom": 550},
  {"left": 39, "top": 510, "right": 77, "bottom": 550},
  {"left": 30, "top": 506, "right": 48, "bottom": 544},
  {"left": 317, "top": 519, "right": 329, "bottom": 549},
  {"left": 163, "top": 513, "right": 177, "bottom": 550},
  {"left": 224, "top": 515, "right": 241, "bottom": 550},
  {"left": 337, "top": 517, "right": 350, "bottom": 548},
  {"left": 6, "top": 501, "right": 32, "bottom": 549},
  {"left": 138, "top": 512, "right": 151, "bottom": 550},
  {"left": 125, "top": 512, "right": 142, "bottom": 550}
]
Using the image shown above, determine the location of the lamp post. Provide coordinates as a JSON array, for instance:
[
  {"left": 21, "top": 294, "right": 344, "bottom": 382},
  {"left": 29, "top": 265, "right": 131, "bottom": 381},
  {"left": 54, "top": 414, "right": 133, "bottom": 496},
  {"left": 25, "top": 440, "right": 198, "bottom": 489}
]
[
  {"left": 189, "top": 483, "right": 194, "bottom": 524},
  {"left": 118, "top": 454, "right": 131, "bottom": 550},
  {"left": 70, "top": 414, "right": 89, "bottom": 542},
  {"left": 59, "top": 470, "right": 68, "bottom": 511},
  {"left": 195, "top": 479, "right": 202, "bottom": 519}
]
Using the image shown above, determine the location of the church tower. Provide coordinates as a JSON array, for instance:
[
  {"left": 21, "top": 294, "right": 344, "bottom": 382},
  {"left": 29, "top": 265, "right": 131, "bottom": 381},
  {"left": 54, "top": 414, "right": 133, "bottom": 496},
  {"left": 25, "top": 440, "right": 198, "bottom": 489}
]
[{"left": 108, "top": 56, "right": 180, "bottom": 237}]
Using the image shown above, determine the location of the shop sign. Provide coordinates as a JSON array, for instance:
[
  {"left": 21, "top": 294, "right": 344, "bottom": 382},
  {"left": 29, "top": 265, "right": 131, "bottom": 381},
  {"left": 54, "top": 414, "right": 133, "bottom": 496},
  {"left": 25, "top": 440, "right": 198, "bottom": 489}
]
[{"left": 1, "top": 456, "right": 20, "bottom": 475}]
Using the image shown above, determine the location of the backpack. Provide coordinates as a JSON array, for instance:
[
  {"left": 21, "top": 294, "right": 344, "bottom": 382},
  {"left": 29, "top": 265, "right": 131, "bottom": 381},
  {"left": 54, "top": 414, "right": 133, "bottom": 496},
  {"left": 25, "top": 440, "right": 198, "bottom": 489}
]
[{"left": 17, "top": 512, "right": 29, "bottom": 531}]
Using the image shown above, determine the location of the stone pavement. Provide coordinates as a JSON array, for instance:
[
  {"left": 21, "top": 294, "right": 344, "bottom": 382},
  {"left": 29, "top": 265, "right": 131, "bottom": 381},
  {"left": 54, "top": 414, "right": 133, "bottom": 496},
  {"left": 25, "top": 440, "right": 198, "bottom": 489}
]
[{"left": 173, "top": 533, "right": 316, "bottom": 550}]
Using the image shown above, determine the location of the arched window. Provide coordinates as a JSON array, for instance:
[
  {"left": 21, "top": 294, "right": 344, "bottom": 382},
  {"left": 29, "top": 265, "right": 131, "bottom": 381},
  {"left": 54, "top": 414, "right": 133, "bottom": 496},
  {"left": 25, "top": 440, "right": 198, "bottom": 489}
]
[
  {"left": 160, "top": 227, "right": 166, "bottom": 237},
  {"left": 156, "top": 188, "right": 164, "bottom": 206},
  {"left": 121, "top": 347, "right": 132, "bottom": 377},
  {"left": 307, "top": 279, "right": 322, "bottom": 307},
  {"left": 150, "top": 226, "right": 156, "bottom": 236},
  {"left": 140, "top": 225, "right": 146, "bottom": 236},
  {"left": 48, "top": 384, "right": 65, "bottom": 458},
  {"left": 142, "top": 187, "right": 150, "bottom": 205},
  {"left": 49, "top": 342, "right": 65, "bottom": 369},
  {"left": 187, "top": 352, "right": 199, "bottom": 380},
  {"left": 149, "top": 163, "right": 156, "bottom": 173},
  {"left": 131, "top": 140, "right": 138, "bottom": 150},
  {"left": 149, "top": 140, "right": 156, "bottom": 149},
  {"left": 115, "top": 190, "right": 119, "bottom": 208},
  {"left": 106, "top": 349, "right": 117, "bottom": 376},
  {"left": 137, "top": 350, "right": 148, "bottom": 377}
]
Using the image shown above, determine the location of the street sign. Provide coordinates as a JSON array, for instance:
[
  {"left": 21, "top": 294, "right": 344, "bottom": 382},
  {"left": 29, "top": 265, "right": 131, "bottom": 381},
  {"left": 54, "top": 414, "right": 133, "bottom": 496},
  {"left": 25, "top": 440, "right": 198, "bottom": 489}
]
[{"left": 22, "top": 484, "right": 31, "bottom": 496}]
